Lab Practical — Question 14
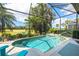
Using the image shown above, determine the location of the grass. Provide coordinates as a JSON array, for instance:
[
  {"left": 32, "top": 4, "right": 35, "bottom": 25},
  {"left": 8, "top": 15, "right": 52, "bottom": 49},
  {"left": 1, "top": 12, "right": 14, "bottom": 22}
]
[{"left": 0, "top": 29, "right": 35, "bottom": 36}]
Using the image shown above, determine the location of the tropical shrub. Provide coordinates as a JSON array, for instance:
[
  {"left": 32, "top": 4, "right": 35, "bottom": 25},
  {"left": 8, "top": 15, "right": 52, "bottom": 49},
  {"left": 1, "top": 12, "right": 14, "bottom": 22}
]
[
  {"left": 27, "top": 32, "right": 36, "bottom": 37},
  {"left": 49, "top": 28, "right": 57, "bottom": 33},
  {"left": 8, "top": 35, "right": 16, "bottom": 40},
  {"left": 1, "top": 32, "right": 16, "bottom": 41}
]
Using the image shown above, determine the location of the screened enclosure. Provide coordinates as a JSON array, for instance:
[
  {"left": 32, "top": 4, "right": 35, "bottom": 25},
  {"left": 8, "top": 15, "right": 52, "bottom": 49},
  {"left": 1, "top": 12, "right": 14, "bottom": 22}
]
[{"left": 0, "top": 3, "right": 79, "bottom": 41}]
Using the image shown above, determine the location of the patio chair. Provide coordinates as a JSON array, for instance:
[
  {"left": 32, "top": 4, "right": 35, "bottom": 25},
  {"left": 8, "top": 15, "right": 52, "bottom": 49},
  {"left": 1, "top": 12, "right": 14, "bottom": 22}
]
[
  {"left": 0, "top": 45, "right": 9, "bottom": 56},
  {"left": 0, "top": 45, "right": 28, "bottom": 56}
]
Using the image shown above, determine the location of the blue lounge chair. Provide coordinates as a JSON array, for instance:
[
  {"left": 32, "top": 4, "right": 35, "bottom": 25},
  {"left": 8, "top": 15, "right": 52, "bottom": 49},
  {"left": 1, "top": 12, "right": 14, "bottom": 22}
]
[
  {"left": 0, "top": 45, "right": 9, "bottom": 56},
  {"left": 0, "top": 45, "right": 28, "bottom": 56},
  {"left": 16, "top": 50, "right": 28, "bottom": 56}
]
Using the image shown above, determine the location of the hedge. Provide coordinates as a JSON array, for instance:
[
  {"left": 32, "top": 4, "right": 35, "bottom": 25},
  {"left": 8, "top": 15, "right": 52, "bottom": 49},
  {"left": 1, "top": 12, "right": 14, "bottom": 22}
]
[{"left": 72, "top": 30, "right": 79, "bottom": 39}]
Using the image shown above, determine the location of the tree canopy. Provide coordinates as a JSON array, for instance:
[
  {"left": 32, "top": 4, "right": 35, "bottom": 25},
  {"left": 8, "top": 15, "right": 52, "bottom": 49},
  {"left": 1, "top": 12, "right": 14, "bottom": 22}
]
[{"left": 27, "top": 3, "right": 54, "bottom": 34}]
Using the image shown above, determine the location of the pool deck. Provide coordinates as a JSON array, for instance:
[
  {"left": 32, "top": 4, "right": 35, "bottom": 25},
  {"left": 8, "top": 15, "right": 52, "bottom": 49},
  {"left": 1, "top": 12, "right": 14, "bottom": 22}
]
[
  {"left": 0, "top": 34, "right": 79, "bottom": 56},
  {"left": 46, "top": 38, "right": 79, "bottom": 56}
]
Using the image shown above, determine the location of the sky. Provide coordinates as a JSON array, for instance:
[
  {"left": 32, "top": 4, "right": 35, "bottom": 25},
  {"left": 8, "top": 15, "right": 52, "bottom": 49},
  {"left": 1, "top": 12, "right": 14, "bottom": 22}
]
[
  {"left": 48, "top": 4, "right": 77, "bottom": 28},
  {"left": 5, "top": 3, "right": 31, "bottom": 26},
  {"left": 2, "top": 3, "right": 78, "bottom": 27},
  {"left": 4, "top": 3, "right": 38, "bottom": 26}
]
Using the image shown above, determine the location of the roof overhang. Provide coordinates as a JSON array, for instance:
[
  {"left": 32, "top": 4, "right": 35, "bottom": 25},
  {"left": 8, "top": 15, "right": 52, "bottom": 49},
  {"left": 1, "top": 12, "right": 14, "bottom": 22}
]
[{"left": 72, "top": 3, "right": 79, "bottom": 14}]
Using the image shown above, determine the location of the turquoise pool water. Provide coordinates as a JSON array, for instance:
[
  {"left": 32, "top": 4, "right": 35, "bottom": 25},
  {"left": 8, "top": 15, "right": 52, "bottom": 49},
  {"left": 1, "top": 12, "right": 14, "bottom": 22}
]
[{"left": 12, "top": 35, "right": 62, "bottom": 53}]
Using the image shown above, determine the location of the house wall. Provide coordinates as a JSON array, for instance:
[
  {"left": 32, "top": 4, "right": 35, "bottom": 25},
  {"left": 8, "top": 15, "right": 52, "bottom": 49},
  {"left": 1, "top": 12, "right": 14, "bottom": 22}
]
[{"left": 68, "top": 24, "right": 79, "bottom": 30}]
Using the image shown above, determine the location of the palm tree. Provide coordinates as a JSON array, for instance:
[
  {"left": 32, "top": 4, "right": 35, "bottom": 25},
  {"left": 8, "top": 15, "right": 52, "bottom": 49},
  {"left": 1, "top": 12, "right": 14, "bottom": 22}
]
[
  {"left": 0, "top": 3, "right": 16, "bottom": 33},
  {"left": 28, "top": 3, "right": 54, "bottom": 35}
]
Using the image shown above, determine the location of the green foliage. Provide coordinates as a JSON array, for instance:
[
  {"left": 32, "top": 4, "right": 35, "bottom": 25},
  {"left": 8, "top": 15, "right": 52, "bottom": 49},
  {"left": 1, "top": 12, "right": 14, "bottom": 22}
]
[
  {"left": 26, "top": 32, "right": 37, "bottom": 37},
  {"left": 0, "top": 32, "right": 37, "bottom": 41},
  {"left": 26, "top": 3, "right": 54, "bottom": 35},
  {"left": 1, "top": 32, "right": 15, "bottom": 41},
  {"left": 9, "top": 35, "right": 16, "bottom": 40},
  {"left": 16, "top": 32, "right": 28, "bottom": 38},
  {"left": 49, "top": 28, "right": 57, "bottom": 33},
  {"left": 16, "top": 32, "right": 36, "bottom": 38},
  {"left": 73, "top": 30, "right": 79, "bottom": 39},
  {"left": 16, "top": 33, "right": 23, "bottom": 38},
  {"left": 2, "top": 32, "right": 11, "bottom": 37},
  {"left": 56, "top": 24, "right": 59, "bottom": 27}
]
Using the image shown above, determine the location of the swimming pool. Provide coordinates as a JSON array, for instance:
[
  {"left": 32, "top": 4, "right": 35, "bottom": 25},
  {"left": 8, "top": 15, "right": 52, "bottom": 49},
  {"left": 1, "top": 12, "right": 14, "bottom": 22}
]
[{"left": 12, "top": 35, "right": 63, "bottom": 53}]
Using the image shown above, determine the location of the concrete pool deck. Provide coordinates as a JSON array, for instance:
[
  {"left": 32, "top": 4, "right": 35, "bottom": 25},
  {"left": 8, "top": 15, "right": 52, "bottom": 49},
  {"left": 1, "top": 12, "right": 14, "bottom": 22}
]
[{"left": 50, "top": 38, "right": 79, "bottom": 56}]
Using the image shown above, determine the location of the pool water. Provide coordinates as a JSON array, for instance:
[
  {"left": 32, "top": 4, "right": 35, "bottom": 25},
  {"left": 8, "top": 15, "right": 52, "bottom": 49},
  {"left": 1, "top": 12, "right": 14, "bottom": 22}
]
[{"left": 12, "top": 35, "right": 62, "bottom": 53}]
